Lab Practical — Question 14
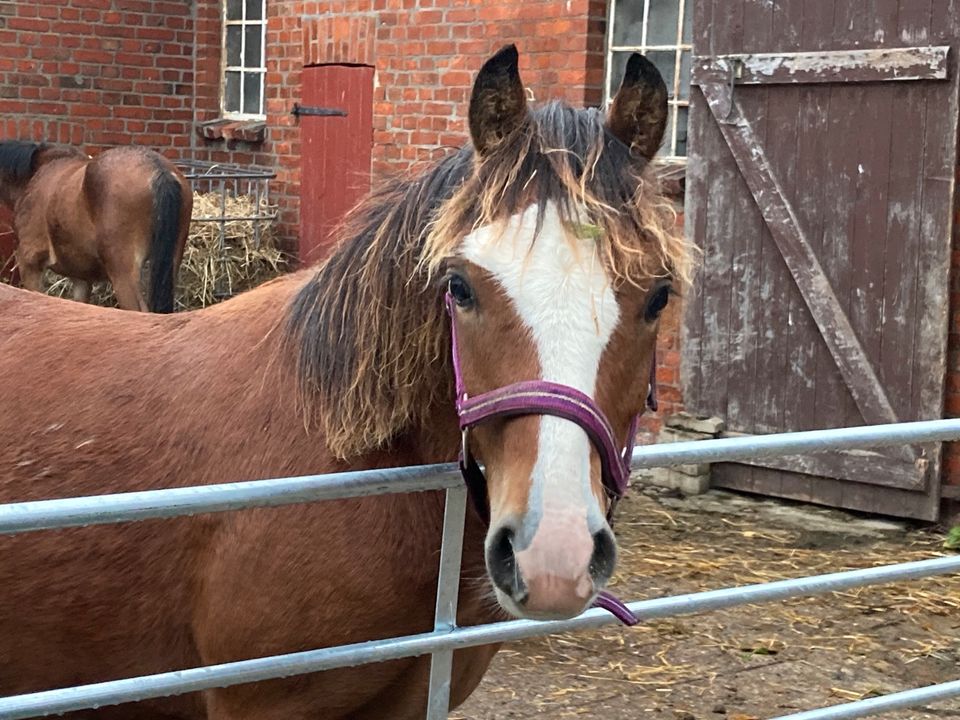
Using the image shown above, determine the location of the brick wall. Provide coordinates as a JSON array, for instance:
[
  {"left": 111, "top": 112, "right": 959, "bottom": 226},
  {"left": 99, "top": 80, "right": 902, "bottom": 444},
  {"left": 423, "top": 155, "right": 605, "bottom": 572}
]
[
  {"left": 0, "top": 0, "right": 607, "bottom": 250},
  {"left": 184, "top": 0, "right": 608, "bottom": 253},
  {"left": 0, "top": 0, "right": 194, "bottom": 151},
  {"left": 636, "top": 209, "right": 685, "bottom": 443}
]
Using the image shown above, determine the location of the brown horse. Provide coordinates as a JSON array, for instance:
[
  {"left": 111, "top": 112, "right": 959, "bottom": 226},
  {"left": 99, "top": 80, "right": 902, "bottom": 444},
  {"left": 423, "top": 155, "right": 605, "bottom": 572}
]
[
  {"left": 0, "top": 47, "right": 689, "bottom": 719},
  {"left": 0, "top": 142, "right": 192, "bottom": 312}
]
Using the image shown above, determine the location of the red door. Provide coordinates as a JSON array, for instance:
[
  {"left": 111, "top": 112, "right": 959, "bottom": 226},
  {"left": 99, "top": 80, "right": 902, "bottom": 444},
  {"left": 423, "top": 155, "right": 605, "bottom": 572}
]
[{"left": 299, "top": 64, "right": 374, "bottom": 266}]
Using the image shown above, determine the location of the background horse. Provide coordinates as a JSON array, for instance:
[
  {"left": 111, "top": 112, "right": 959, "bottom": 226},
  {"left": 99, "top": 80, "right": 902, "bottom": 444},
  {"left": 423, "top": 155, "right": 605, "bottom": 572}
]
[
  {"left": 0, "top": 142, "right": 192, "bottom": 312},
  {"left": 0, "top": 47, "right": 689, "bottom": 719}
]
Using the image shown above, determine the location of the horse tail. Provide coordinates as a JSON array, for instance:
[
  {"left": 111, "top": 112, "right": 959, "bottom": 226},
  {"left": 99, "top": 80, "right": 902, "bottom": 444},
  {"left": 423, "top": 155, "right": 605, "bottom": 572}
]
[{"left": 147, "top": 161, "right": 183, "bottom": 313}]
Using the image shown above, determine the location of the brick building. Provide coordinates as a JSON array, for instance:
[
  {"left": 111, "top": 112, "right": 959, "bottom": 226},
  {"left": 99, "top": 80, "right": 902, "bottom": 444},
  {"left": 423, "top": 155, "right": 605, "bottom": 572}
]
[{"left": 0, "top": 0, "right": 957, "bottom": 513}]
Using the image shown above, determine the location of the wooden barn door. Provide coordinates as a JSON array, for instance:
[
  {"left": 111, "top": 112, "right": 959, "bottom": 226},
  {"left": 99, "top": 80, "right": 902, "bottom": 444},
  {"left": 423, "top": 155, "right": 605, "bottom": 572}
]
[
  {"left": 299, "top": 64, "right": 374, "bottom": 265},
  {"left": 682, "top": 2, "right": 960, "bottom": 520}
]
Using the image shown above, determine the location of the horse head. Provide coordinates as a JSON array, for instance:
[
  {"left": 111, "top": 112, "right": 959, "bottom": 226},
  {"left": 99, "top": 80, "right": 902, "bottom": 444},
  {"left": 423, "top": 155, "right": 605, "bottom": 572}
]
[
  {"left": 0, "top": 141, "right": 85, "bottom": 209},
  {"left": 436, "top": 46, "right": 686, "bottom": 619}
]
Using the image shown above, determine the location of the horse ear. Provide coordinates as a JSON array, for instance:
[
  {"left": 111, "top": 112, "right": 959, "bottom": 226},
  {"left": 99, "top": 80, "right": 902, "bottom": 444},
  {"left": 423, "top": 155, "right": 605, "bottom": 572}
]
[
  {"left": 468, "top": 44, "right": 528, "bottom": 155},
  {"left": 606, "top": 53, "right": 668, "bottom": 160}
]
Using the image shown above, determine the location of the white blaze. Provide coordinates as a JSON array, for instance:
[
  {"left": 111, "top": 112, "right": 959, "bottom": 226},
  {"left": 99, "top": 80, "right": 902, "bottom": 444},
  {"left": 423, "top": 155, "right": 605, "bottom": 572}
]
[{"left": 460, "top": 203, "right": 619, "bottom": 548}]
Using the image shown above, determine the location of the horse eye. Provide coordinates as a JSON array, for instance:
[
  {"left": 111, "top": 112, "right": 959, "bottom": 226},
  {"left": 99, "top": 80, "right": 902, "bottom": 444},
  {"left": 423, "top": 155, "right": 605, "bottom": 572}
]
[
  {"left": 644, "top": 284, "right": 671, "bottom": 323},
  {"left": 448, "top": 275, "right": 475, "bottom": 308}
]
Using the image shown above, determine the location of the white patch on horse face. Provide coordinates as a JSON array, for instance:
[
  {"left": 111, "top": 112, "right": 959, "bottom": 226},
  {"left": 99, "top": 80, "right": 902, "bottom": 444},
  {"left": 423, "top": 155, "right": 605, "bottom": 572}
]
[{"left": 460, "top": 202, "right": 619, "bottom": 545}]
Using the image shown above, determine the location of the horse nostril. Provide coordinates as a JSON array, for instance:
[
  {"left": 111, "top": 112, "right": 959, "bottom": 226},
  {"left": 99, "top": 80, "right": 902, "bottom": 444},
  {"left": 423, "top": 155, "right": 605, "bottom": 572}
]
[
  {"left": 589, "top": 528, "right": 617, "bottom": 586},
  {"left": 486, "top": 525, "right": 527, "bottom": 602}
]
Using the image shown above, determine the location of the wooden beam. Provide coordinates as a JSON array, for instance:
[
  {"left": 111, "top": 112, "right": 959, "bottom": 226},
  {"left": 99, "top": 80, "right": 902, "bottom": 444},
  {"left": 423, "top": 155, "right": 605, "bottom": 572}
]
[
  {"left": 942, "top": 485, "right": 960, "bottom": 500},
  {"left": 717, "top": 433, "right": 925, "bottom": 491},
  {"left": 692, "top": 46, "right": 950, "bottom": 86},
  {"left": 700, "top": 83, "right": 908, "bottom": 442}
]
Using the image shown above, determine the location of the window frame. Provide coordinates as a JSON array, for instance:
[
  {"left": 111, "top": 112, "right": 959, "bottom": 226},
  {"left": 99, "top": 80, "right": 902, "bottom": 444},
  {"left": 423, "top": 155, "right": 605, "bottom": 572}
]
[
  {"left": 604, "top": 0, "right": 691, "bottom": 161},
  {"left": 220, "top": 0, "right": 267, "bottom": 120}
]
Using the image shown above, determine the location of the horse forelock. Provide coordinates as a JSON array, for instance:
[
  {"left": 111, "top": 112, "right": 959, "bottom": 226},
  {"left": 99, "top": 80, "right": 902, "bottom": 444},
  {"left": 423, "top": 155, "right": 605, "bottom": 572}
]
[{"left": 284, "top": 99, "right": 692, "bottom": 460}]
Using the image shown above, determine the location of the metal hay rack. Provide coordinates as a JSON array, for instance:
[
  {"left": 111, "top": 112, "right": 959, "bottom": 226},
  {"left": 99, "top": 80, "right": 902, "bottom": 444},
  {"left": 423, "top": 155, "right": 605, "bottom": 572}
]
[{"left": 174, "top": 160, "right": 279, "bottom": 299}]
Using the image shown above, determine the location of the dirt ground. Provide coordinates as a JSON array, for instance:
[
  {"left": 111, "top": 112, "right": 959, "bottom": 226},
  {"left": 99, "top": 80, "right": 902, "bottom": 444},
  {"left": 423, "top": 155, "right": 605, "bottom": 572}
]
[{"left": 453, "top": 480, "right": 960, "bottom": 720}]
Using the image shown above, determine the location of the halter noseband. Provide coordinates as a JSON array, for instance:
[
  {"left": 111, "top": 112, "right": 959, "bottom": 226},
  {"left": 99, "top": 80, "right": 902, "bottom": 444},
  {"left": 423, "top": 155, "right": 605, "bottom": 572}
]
[{"left": 446, "top": 292, "right": 657, "bottom": 626}]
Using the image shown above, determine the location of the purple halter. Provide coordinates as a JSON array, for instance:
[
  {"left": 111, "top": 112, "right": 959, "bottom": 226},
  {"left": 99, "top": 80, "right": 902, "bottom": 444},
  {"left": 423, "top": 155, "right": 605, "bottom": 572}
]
[{"left": 445, "top": 292, "right": 657, "bottom": 626}]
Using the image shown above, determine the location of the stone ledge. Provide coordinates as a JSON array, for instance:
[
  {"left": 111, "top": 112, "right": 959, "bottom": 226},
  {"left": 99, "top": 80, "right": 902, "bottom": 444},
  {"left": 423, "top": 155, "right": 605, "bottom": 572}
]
[
  {"left": 664, "top": 411, "right": 725, "bottom": 436},
  {"left": 196, "top": 119, "right": 266, "bottom": 144}
]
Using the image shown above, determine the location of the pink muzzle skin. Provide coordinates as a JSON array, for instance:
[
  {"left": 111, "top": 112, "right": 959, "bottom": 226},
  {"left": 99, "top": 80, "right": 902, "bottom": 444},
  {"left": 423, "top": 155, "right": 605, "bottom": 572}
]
[{"left": 445, "top": 292, "right": 657, "bottom": 626}]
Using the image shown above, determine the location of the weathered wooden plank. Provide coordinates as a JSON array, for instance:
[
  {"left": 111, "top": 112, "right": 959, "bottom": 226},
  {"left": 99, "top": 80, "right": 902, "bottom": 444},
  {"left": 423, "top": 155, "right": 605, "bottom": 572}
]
[
  {"left": 716, "top": 0, "right": 772, "bottom": 496},
  {"left": 834, "top": 0, "right": 920, "bottom": 516},
  {"left": 691, "top": 46, "right": 950, "bottom": 86},
  {"left": 907, "top": 0, "right": 960, "bottom": 516},
  {"left": 713, "top": 469, "right": 940, "bottom": 521},
  {"left": 686, "top": 2, "right": 745, "bottom": 423},
  {"left": 724, "top": 451, "right": 925, "bottom": 491},
  {"left": 927, "top": 0, "right": 960, "bottom": 507},
  {"left": 813, "top": 71, "right": 861, "bottom": 448},
  {"left": 748, "top": 2, "right": 799, "bottom": 492},
  {"left": 679, "top": 0, "right": 715, "bottom": 412},
  {"left": 700, "top": 83, "right": 907, "bottom": 433},
  {"left": 772, "top": 0, "right": 834, "bottom": 505}
]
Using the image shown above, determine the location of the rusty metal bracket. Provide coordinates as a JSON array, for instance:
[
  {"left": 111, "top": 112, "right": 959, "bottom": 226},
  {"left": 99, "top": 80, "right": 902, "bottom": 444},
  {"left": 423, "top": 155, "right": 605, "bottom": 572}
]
[
  {"left": 291, "top": 103, "right": 347, "bottom": 118},
  {"left": 719, "top": 58, "right": 743, "bottom": 123}
]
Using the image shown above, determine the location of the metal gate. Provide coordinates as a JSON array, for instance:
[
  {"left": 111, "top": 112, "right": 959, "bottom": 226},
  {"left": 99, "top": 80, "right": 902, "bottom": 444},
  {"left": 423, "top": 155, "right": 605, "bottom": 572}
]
[
  {"left": 681, "top": 1, "right": 960, "bottom": 520},
  {"left": 1, "top": 419, "right": 959, "bottom": 720}
]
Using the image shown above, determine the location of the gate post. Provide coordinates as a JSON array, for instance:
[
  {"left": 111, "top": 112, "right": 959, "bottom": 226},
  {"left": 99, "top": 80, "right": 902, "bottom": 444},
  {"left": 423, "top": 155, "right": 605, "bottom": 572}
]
[{"left": 425, "top": 485, "right": 468, "bottom": 719}]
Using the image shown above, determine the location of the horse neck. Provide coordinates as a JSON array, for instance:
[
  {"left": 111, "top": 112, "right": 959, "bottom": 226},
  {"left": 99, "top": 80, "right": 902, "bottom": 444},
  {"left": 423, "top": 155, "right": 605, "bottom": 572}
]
[
  {"left": 0, "top": 148, "right": 84, "bottom": 210},
  {"left": 405, "top": 401, "right": 462, "bottom": 466}
]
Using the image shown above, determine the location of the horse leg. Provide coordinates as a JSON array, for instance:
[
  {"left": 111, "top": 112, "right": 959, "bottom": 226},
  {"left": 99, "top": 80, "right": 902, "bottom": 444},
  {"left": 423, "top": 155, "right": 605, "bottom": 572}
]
[
  {"left": 112, "top": 278, "right": 149, "bottom": 312},
  {"left": 71, "top": 280, "right": 92, "bottom": 303},
  {"left": 17, "top": 260, "right": 46, "bottom": 295},
  {"left": 108, "top": 267, "right": 149, "bottom": 312}
]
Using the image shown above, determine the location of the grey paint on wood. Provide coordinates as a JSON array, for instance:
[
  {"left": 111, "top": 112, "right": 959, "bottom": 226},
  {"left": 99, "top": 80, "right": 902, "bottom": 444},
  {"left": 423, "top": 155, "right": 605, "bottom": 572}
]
[
  {"left": 691, "top": 45, "right": 950, "bottom": 85},
  {"left": 683, "top": 0, "right": 960, "bottom": 521}
]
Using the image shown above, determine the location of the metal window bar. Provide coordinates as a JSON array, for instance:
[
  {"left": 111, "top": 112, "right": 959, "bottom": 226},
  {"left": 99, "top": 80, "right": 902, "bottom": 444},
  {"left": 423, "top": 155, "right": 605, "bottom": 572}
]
[
  {"left": 2, "top": 418, "right": 960, "bottom": 719},
  {"left": 604, "top": 0, "right": 692, "bottom": 157}
]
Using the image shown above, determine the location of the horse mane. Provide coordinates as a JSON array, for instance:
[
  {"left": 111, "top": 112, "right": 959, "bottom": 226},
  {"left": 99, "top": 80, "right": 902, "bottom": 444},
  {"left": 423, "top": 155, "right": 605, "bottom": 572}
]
[
  {"left": 0, "top": 141, "right": 46, "bottom": 184},
  {"left": 0, "top": 141, "right": 85, "bottom": 184},
  {"left": 285, "top": 100, "right": 692, "bottom": 460}
]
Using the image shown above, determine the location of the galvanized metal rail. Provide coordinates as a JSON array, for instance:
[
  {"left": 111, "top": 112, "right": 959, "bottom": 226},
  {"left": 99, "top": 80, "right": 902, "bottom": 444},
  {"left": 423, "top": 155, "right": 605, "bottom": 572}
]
[
  {"left": 769, "top": 679, "right": 960, "bottom": 720},
  {"left": 3, "top": 419, "right": 959, "bottom": 534},
  {"left": 1, "top": 418, "right": 959, "bottom": 720}
]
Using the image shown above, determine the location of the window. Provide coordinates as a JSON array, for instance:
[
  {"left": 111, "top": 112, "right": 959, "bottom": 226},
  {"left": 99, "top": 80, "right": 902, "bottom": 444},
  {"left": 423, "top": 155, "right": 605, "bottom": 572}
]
[
  {"left": 605, "top": 0, "right": 692, "bottom": 158},
  {"left": 222, "top": 0, "right": 266, "bottom": 118}
]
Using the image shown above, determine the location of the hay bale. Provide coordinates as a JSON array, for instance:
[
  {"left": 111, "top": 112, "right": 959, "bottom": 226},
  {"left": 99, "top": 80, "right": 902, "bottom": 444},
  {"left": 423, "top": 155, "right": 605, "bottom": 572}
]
[{"left": 21, "top": 190, "right": 286, "bottom": 311}]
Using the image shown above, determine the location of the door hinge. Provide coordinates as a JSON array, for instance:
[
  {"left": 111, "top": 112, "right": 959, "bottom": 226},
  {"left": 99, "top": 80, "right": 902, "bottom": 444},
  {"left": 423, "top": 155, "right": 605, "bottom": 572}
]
[{"left": 291, "top": 103, "right": 348, "bottom": 118}]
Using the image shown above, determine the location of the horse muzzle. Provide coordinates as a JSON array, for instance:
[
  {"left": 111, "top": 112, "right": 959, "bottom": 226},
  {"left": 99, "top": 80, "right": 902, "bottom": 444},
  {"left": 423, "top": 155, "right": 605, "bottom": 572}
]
[{"left": 485, "top": 517, "right": 617, "bottom": 619}]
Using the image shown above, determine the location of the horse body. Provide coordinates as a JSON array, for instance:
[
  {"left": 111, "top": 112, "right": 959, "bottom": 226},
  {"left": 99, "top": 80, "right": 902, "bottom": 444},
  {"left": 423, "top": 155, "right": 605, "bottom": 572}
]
[
  {"left": 0, "top": 277, "right": 498, "bottom": 719},
  {"left": 0, "top": 47, "right": 688, "bottom": 718},
  {"left": 0, "top": 144, "right": 192, "bottom": 312}
]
